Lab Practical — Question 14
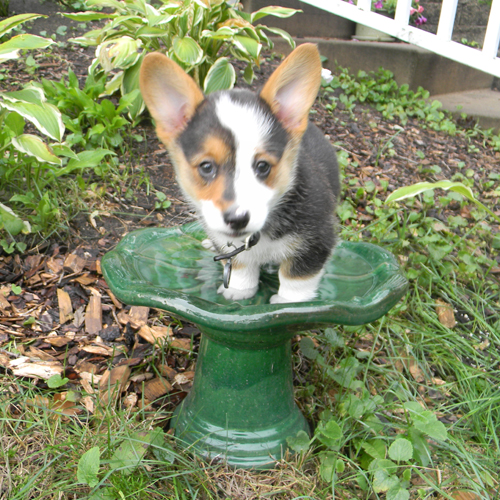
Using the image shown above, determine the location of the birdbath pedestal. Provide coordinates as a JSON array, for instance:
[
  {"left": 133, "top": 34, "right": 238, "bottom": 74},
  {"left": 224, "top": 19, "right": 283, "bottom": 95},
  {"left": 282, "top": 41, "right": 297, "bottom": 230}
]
[{"left": 101, "top": 223, "right": 408, "bottom": 469}]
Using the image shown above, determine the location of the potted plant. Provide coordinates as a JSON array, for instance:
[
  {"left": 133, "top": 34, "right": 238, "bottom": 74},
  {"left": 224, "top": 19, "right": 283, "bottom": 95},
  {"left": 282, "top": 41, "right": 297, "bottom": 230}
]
[{"left": 353, "top": 0, "right": 427, "bottom": 41}]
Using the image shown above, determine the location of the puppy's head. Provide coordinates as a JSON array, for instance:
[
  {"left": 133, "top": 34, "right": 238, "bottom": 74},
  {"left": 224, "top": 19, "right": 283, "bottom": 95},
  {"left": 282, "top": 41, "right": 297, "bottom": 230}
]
[{"left": 140, "top": 44, "right": 322, "bottom": 238}]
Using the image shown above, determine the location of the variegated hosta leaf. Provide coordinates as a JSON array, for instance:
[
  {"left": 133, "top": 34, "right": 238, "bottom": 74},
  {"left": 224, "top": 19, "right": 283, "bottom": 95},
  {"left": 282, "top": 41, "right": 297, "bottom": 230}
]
[
  {"left": 1, "top": 86, "right": 46, "bottom": 104},
  {"left": 0, "top": 14, "right": 46, "bottom": 38},
  {"left": 104, "top": 71, "right": 124, "bottom": 97},
  {"left": 203, "top": 57, "right": 235, "bottom": 94},
  {"left": 0, "top": 34, "right": 54, "bottom": 63},
  {"left": 86, "top": 0, "right": 127, "bottom": 12},
  {"left": 257, "top": 26, "right": 296, "bottom": 49},
  {"left": 0, "top": 202, "right": 31, "bottom": 236},
  {"left": 97, "top": 37, "right": 142, "bottom": 72},
  {"left": 62, "top": 11, "right": 115, "bottom": 22},
  {"left": 172, "top": 36, "right": 204, "bottom": 66},
  {"left": 12, "top": 134, "right": 62, "bottom": 165},
  {"left": 218, "top": 18, "right": 253, "bottom": 30},
  {"left": 251, "top": 6, "right": 300, "bottom": 23},
  {"left": 201, "top": 26, "right": 235, "bottom": 40},
  {"left": 0, "top": 99, "right": 65, "bottom": 142},
  {"left": 120, "top": 58, "right": 145, "bottom": 120},
  {"left": 232, "top": 35, "right": 261, "bottom": 62}
]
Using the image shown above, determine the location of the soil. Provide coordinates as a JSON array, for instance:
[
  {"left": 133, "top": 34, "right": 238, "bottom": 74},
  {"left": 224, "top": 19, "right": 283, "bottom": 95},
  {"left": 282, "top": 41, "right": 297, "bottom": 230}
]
[{"left": 1, "top": 0, "right": 500, "bottom": 433}]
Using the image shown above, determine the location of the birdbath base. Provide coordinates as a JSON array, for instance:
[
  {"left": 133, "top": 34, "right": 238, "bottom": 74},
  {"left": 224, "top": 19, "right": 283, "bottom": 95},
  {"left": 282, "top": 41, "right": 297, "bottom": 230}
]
[
  {"left": 172, "top": 333, "right": 309, "bottom": 469},
  {"left": 101, "top": 223, "right": 408, "bottom": 469}
]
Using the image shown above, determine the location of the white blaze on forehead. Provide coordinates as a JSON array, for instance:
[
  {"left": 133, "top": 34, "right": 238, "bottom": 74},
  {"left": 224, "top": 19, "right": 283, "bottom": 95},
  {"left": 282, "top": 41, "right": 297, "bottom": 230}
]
[{"left": 214, "top": 94, "right": 277, "bottom": 233}]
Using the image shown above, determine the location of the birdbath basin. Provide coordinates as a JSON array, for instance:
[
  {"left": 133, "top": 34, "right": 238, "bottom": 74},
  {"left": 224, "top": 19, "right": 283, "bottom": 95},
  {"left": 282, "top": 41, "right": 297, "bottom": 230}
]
[{"left": 101, "top": 223, "right": 408, "bottom": 469}]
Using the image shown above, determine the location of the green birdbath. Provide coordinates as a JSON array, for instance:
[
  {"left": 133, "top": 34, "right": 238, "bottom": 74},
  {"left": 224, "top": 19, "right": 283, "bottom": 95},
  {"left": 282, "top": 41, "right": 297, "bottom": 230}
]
[{"left": 101, "top": 223, "right": 408, "bottom": 469}]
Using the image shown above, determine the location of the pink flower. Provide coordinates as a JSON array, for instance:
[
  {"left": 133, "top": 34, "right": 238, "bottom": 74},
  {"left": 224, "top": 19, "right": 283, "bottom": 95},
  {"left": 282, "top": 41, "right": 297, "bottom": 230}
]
[
  {"left": 418, "top": 5, "right": 424, "bottom": 13},
  {"left": 410, "top": 7, "right": 417, "bottom": 14},
  {"left": 374, "top": 0, "right": 383, "bottom": 9}
]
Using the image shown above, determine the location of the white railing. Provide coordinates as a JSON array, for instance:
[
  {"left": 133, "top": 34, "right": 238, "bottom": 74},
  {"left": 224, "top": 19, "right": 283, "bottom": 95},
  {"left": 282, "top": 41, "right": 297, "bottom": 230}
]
[{"left": 299, "top": 0, "right": 500, "bottom": 77}]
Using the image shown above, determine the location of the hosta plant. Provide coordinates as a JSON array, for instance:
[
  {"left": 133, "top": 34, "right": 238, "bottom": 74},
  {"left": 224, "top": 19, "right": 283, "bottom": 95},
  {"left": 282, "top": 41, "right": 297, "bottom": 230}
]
[
  {"left": 64, "top": 0, "right": 298, "bottom": 118},
  {"left": 0, "top": 14, "right": 114, "bottom": 253}
]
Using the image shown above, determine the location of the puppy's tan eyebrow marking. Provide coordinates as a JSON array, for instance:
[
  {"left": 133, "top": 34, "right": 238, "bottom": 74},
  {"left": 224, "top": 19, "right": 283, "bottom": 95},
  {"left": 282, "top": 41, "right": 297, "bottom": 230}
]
[{"left": 200, "top": 135, "right": 232, "bottom": 166}]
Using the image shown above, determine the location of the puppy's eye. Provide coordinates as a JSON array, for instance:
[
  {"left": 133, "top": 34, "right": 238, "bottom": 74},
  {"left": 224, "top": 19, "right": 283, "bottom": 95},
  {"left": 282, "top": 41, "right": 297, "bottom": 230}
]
[
  {"left": 198, "top": 161, "right": 216, "bottom": 179},
  {"left": 254, "top": 160, "right": 271, "bottom": 178}
]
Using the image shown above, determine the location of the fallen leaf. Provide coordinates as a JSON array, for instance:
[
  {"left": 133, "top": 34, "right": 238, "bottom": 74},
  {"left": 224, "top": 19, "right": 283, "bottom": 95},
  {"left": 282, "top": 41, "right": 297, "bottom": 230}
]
[
  {"left": 431, "top": 377, "right": 447, "bottom": 386},
  {"left": 10, "top": 357, "right": 63, "bottom": 380},
  {"left": 129, "top": 372, "right": 154, "bottom": 384},
  {"left": 80, "top": 372, "right": 102, "bottom": 385},
  {"left": 0, "top": 292, "right": 11, "bottom": 310},
  {"left": 46, "top": 256, "right": 64, "bottom": 274},
  {"left": 27, "top": 346, "right": 58, "bottom": 361},
  {"left": 170, "top": 338, "right": 191, "bottom": 351},
  {"left": 63, "top": 254, "right": 86, "bottom": 274},
  {"left": 85, "top": 295, "right": 102, "bottom": 335},
  {"left": 74, "top": 360, "right": 98, "bottom": 374},
  {"left": 74, "top": 273, "right": 95, "bottom": 286},
  {"left": 107, "top": 290, "right": 123, "bottom": 309},
  {"left": 451, "top": 491, "right": 482, "bottom": 500},
  {"left": 0, "top": 353, "right": 10, "bottom": 367},
  {"left": 80, "top": 377, "right": 94, "bottom": 394},
  {"left": 436, "top": 299, "right": 456, "bottom": 328},
  {"left": 123, "top": 393, "right": 138, "bottom": 409},
  {"left": 473, "top": 339, "right": 490, "bottom": 351},
  {"left": 99, "top": 365, "right": 131, "bottom": 405},
  {"left": 158, "top": 364, "right": 177, "bottom": 380},
  {"left": 409, "top": 359, "right": 425, "bottom": 383},
  {"left": 57, "top": 288, "right": 73, "bottom": 324},
  {"left": 143, "top": 377, "right": 172, "bottom": 401},
  {"left": 52, "top": 393, "right": 82, "bottom": 417},
  {"left": 73, "top": 305, "right": 85, "bottom": 328},
  {"left": 128, "top": 306, "right": 149, "bottom": 329},
  {"left": 433, "top": 221, "right": 450, "bottom": 232},
  {"left": 81, "top": 345, "right": 113, "bottom": 356},
  {"left": 138, "top": 325, "right": 171, "bottom": 345},
  {"left": 174, "top": 371, "right": 195, "bottom": 386},
  {"left": 44, "top": 335, "right": 72, "bottom": 348},
  {"left": 82, "top": 395, "right": 94, "bottom": 413}
]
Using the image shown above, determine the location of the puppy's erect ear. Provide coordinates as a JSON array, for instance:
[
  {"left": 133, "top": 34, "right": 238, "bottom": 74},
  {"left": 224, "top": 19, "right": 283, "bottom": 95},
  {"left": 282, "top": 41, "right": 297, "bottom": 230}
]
[
  {"left": 260, "top": 43, "right": 321, "bottom": 135},
  {"left": 140, "top": 52, "right": 204, "bottom": 145}
]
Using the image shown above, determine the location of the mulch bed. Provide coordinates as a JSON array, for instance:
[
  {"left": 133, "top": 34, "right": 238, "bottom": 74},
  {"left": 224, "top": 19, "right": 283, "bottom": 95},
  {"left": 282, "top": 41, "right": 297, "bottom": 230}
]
[{"left": 1, "top": 27, "right": 499, "bottom": 420}]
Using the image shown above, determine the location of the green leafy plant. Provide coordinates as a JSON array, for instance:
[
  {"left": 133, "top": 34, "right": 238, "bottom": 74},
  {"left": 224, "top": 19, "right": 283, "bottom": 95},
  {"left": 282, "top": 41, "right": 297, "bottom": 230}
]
[
  {"left": 324, "top": 65, "right": 500, "bottom": 152},
  {"left": 63, "top": 0, "right": 298, "bottom": 118},
  {"left": 40, "top": 69, "right": 138, "bottom": 151},
  {"left": 0, "top": 14, "right": 117, "bottom": 252},
  {"left": 288, "top": 331, "right": 450, "bottom": 499},
  {"left": 387, "top": 180, "right": 500, "bottom": 224}
]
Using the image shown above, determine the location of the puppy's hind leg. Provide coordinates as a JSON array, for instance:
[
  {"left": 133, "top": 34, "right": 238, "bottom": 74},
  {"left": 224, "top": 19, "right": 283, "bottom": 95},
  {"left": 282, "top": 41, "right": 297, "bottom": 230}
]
[
  {"left": 270, "top": 247, "right": 331, "bottom": 303},
  {"left": 270, "top": 269, "right": 324, "bottom": 304}
]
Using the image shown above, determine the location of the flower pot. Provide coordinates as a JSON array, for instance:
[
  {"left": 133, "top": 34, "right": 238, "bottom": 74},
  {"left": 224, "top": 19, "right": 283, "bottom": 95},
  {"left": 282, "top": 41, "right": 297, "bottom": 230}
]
[{"left": 353, "top": 23, "right": 395, "bottom": 41}]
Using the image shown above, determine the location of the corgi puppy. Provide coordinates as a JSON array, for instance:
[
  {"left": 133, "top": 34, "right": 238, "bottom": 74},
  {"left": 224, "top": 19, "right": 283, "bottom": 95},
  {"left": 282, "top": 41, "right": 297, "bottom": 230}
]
[{"left": 139, "top": 43, "right": 340, "bottom": 303}]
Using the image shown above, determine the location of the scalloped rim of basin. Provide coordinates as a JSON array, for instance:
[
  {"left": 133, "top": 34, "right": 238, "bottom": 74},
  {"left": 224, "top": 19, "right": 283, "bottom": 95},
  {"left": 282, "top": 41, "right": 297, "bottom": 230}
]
[{"left": 101, "top": 223, "right": 408, "bottom": 336}]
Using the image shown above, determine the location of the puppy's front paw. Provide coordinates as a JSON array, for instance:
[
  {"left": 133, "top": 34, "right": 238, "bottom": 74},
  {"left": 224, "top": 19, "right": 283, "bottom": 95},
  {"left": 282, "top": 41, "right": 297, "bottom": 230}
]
[{"left": 218, "top": 284, "right": 258, "bottom": 301}]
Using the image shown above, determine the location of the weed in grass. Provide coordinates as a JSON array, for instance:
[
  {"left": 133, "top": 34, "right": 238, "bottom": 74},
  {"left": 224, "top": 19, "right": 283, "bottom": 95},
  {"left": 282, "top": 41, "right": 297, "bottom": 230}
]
[{"left": 323, "top": 66, "right": 500, "bottom": 152}]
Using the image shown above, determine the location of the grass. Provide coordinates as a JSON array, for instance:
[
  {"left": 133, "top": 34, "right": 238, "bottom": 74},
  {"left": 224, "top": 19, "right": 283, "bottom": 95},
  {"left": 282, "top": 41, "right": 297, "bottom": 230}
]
[
  {"left": 2, "top": 182, "right": 499, "bottom": 498},
  {"left": 1, "top": 26, "right": 500, "bottom": 500}
]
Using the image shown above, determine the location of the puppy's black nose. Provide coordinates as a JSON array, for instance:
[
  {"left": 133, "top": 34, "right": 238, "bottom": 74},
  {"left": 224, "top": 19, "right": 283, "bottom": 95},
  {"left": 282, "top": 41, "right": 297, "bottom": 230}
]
[{"left": 223, "top": 207, "right": 250, "bottom": 231}]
